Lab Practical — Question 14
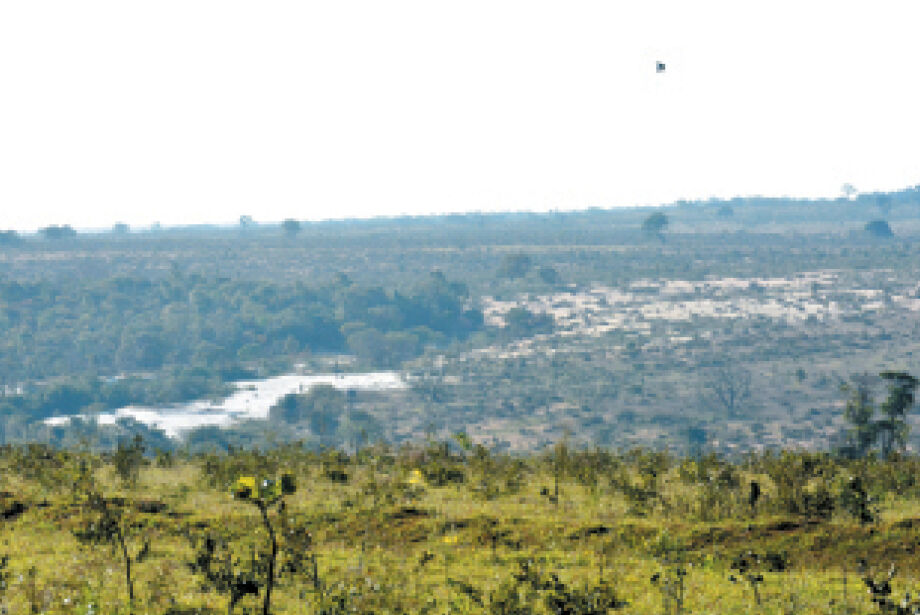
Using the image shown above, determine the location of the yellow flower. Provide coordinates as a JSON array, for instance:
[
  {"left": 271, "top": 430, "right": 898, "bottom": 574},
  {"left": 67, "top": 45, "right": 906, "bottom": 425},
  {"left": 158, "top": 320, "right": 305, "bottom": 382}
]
[
  {"left": 442, "top": 534, "right": 458, "bottom": 545},
  {"left": 408, "top": 469, "right": 424, "bottom": 486},
  {"left": 233, "top": 476, "right": 258, "bottom": 499}
]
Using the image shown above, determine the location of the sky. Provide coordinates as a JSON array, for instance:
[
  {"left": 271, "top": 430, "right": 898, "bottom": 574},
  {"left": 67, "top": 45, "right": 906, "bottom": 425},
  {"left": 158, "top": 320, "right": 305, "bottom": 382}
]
[{"left": 1, "top": 1, "right": 919, "bottom": 231}]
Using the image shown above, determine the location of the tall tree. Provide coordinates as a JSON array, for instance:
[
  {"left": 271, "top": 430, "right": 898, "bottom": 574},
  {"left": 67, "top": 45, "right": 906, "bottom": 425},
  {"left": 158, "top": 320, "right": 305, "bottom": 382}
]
[
  {"left": 877, "top": 371, "right": 919, "bottom": 459},
  {"left": 840, "top": 371, "right": 919, "bottom": 459},
  {"left": 841, "top": 375, "right": 877, "bottom": 458}
]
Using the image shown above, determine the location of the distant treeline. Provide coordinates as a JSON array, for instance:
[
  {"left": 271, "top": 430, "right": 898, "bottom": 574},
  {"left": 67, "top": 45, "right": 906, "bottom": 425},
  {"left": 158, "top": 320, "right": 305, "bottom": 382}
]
[{"left": 1, "top": 185, "right": 918, "bottom": 246}]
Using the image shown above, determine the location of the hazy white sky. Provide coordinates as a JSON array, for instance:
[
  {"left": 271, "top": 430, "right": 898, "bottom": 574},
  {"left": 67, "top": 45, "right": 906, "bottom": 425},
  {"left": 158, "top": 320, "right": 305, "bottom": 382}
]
[{"left": 1, "top": 1, "right": 918, "bottom": 231}]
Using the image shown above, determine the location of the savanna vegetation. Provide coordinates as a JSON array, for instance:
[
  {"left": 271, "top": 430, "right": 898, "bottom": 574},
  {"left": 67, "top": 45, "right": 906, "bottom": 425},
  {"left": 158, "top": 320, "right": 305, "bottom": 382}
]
[
  {"left": 2, "top": 187, "right": 920, "bottom": 612},
  {"left": 0, "top": 269, "right": 481, "bottom": 439},
  {"left": 3, "top": 186, "right": 920, "bottom": 455},
  {"left": 4, "top": 431, "right": 920, "bottom": 614}
]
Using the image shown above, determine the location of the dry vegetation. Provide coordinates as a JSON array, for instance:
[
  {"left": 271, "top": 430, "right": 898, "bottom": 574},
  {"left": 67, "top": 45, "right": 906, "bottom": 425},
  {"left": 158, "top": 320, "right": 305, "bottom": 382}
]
[{"left": 3, "top": 440, "right": 920, "bottom": 613}]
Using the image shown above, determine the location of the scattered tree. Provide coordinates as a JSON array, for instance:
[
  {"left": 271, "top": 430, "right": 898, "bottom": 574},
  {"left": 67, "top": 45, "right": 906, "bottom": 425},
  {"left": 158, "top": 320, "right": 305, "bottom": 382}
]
[
  {"left": 269, "top": 385, "right": 345, "bottom": 439},
  {"left": 39, "top": 224, "right": 77, "bottom": 239},
  {"left": 864, "top": 220, "right": 893, "bottom": 238},
  {"left": 840, "top": 375, "right": 877, "bottom": 458},
  {"left": 840, "top": 371, "right": 918, "bottom": 459},
  {"left": 537, "top": 265, "right": 562, "bottom": 286},
  {"left": 876, "top": 371, "right": 919, "bottom": 459},
  {"left": 187, "top": 531, "right": 261, "bottom": 615},
  {"left": 113, "top": 434, "right": 147, "bottom": 487},
  {"left": 503, "top": 307, "right": 554, "bottom": 337},
  {"left": 685, "top": 426, "right": 707, "bottom": 458},
  {"left": 702, "top": 365, "right": 751, "bottom": 418},
  {"left": 497, "top": 253, "right": 532, "bottom": 279},
  {"left": 642, "top": 212, "right": 669, "bottom": 238},
  {"left": 281, "top": 219, "right": 301, "bottom": 236},
  {"left": 73, "top": 491, "right": 152, "bottom": 614}
]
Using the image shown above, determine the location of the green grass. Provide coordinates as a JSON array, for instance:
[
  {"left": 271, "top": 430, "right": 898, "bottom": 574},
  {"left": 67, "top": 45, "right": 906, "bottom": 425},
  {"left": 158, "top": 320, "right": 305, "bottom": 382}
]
[{"left": 2, "top": 444, "right": 920, "bottom": 613}]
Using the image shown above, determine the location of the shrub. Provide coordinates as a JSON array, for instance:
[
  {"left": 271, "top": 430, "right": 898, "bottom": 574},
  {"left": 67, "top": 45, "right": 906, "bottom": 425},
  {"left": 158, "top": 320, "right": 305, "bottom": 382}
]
[
  {"left": 72, "top": 492, "right": 152, "bottom": 613},
  {"left": 113, "top": 434, "right": 147, "bottom": 486},
  {"left": 229, "top": 472, "right": 297, "bottom": 615}
]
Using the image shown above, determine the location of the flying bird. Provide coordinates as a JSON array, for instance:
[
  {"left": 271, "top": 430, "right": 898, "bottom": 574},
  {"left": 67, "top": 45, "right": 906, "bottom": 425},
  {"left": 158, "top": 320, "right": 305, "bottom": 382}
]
[{"left": 656, "top": 61, "right": 666, "bottom": 73}]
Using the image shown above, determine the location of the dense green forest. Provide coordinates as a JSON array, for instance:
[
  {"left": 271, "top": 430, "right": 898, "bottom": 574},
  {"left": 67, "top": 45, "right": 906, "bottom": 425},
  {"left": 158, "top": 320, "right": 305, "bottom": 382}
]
[{"left": 0, "top": 271, "right": 483, "bottom": 420}]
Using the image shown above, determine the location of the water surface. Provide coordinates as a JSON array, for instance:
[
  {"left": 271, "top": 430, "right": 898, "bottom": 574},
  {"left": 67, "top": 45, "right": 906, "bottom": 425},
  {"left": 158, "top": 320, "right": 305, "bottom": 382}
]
[{"left": 43, "top": 371, "right": 406, "bottom": 438}]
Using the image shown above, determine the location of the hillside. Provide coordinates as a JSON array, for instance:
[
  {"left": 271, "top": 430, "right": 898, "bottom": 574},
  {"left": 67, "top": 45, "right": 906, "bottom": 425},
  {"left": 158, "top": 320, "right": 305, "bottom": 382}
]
[{"left": 1, "top": 189, "right": 920, "bottom": 454}]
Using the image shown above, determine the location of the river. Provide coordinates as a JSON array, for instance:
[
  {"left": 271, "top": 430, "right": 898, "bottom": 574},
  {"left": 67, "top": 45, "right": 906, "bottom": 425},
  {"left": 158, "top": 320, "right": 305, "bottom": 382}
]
[{"left": 43, "top": 370, "right": 406, "bottom": 438}]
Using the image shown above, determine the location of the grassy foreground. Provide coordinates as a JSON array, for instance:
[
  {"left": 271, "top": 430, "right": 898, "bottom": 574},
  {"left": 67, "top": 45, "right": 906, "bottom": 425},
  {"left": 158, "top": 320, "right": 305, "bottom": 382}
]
[{"left": 2, "top": 440, "right": 920, "bottom": 614}]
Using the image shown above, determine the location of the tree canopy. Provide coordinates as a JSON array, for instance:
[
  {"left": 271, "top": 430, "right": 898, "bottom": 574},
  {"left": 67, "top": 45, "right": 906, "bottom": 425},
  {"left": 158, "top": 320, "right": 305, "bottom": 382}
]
[
  {"left": 39, "top": 225, "right": 77, "bottom": 240},
  {"left": 281, "top": 219, "right": 301, "bottom": 235},
  {"left": 642, "top": 212, "right": 669, "bottom": 236},
  {"left": 864, "top": 220, "right": 893, "bottom": 238}
]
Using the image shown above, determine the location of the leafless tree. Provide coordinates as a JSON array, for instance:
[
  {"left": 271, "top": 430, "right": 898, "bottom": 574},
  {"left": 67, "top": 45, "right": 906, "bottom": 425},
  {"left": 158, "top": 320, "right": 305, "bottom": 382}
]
[{"left": 702, "top": 365, "right": 752, "bottom": 417}]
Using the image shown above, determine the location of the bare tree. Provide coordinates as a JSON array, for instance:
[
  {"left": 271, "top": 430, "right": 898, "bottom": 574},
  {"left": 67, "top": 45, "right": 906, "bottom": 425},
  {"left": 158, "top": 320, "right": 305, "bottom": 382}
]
[{"left": 701, "top": 365, "right": 752, "bottom": 417}]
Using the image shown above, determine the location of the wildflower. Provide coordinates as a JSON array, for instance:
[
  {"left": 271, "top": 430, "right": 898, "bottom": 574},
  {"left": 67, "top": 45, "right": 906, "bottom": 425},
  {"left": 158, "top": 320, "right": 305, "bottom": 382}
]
[
  {"left": 443, "top": 534, "right": 459, "bottom": 545},
  {"left": 233, "top": 476, "right": 257, "bottom": 500},
  {"left": 408, "top": 469, "right": 424, "bottom": 486}
]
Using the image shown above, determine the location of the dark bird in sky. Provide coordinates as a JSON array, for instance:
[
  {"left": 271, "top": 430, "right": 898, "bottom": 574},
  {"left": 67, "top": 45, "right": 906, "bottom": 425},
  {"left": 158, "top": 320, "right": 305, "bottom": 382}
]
[{"left": 656, "top": 61, "right": 666, "bottom": 73}]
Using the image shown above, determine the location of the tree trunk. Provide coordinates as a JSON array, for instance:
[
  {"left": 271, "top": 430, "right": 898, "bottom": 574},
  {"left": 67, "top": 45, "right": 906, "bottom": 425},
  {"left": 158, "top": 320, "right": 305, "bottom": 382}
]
[
  {"left": 258, "top": 502, "right": 277, "bottom": 615},
  {"left": 117, "top": 527, "right": 134, "bottom": 614}
]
